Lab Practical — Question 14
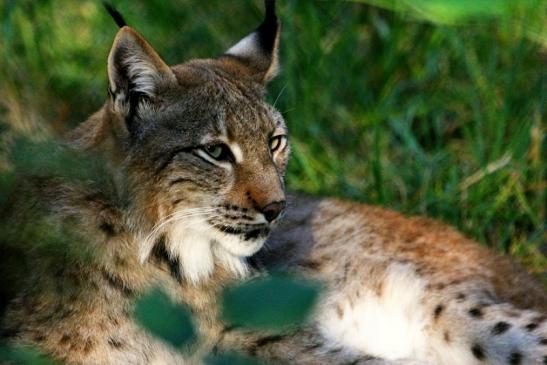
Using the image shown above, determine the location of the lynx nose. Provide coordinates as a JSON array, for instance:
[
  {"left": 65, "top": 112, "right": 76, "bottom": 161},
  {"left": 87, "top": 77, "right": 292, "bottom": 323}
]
[{"left": 260, "top": 201, "right": 286, "bottom": 223}]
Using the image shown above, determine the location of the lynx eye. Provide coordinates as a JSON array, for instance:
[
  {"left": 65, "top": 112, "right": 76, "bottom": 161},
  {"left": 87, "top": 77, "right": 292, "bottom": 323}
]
[
  {"left": 269, "top": 135, "right": 287, "bottom": 153},
  {"left": 203, "top": 144, "right": 232, "bottom": 161}
]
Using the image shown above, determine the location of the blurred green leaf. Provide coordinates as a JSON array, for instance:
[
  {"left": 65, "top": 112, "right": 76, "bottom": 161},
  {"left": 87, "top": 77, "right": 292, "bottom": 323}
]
[
  {"left": 0, "top": 345, "right": 58, "bottom": 365},
  {"left": 349, "top": 0, "right": 537, "bottom": 21},
  {"left": 221, "top": 275, "right": 321, "bottom": 330},
  {"left": 8, "top": 137, "right": 111, "bottom": 186},
  {"left": 348, "top": 0, "right": 546, "bottom": 44},
  {"left": 133, "top": 287, "right": 195, "bottom": 348}
]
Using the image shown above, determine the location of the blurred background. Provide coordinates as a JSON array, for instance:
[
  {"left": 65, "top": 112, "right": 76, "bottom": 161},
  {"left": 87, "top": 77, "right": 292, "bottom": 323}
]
[{"left": 0, "top": 0, "right": 545, "bottom": 274}]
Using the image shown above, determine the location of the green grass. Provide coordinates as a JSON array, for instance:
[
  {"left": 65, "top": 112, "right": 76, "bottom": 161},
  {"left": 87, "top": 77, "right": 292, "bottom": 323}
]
[{"left": 0, "top": 0, "right": 545, "bottom": 276}]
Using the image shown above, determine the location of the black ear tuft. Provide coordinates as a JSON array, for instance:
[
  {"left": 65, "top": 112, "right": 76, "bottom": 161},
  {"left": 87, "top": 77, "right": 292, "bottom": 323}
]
[
  {"left": 256, "top": 0, "right": 278, "bottom": 55},
  {"left": 222, "top": 0, "right": 281, "bottom": 84},
  {"left": 103, "top": 2, "right": 127, "bottom": 28}
]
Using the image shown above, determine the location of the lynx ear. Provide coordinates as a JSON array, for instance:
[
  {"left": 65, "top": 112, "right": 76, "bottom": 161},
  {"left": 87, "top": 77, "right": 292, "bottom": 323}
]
[
  {"left": 107, "top": 26, "right": 175, "bottom": 121},
  {"left": 223, "top": 0, "right": 280, "bottom": 83}
]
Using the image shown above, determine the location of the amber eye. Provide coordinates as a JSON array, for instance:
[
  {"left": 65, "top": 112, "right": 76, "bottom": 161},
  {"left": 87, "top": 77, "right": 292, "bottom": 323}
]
[
  {"left": 269, "top": 135, "right": 287, "bottom": 153},
  {"left": 203, "top": 144, "right": 232, "bottom": 161}
]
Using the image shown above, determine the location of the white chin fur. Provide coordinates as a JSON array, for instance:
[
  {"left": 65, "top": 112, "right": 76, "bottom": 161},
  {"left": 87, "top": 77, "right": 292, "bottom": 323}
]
[
  {"left": 213, "top": 231, "right": 266, "bottom": 257},
  {"left": 160, "top": 218, "right": 264, "bottom": 284}
]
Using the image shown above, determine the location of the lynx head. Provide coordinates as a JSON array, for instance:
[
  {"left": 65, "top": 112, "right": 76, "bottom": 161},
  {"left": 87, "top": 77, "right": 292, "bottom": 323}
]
[{"left": 81, "top": 1, "right": 288, "bottom": 283}]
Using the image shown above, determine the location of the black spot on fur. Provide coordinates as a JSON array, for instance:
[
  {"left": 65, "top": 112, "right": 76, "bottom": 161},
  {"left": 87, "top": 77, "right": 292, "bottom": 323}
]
[
  {"left": 444, "top": 331, "right": 451, "bottom": 343},
  {"left": 99, "top": 221, "right": 116, "bottom": 236},
  {"left": 539, "top": 337, "right": 547, "bottom": 345},
  {"left": 456, "top": 293, "right": 466, "bottom": 301},
  {"left": 491, "top": 321, "right": 511, "bottom": 335},
  {"left": 471, "top": 343, "right": 485, "bottom": 360},
  {"left": 151, "top": 238, "right": 182, "bottom": 283},
  {"left": 33, "top": 333, "right": 45, "bottom": 342},
  {"left": 244, "top": 227, "right": 270, "bottom": 240},
  {"left": 154, "top": 146, "right": 194, "bottom": 174},
  {"left": 433, "top": 304, "right": 444, "bottom": 320},
  {"left": 249, "top": 334, "right": 285, "bottom": 355},
  {"left": 304, "top": 342, "right": 323, "bottom": 350},
  {"left": 508, "top": 352, "right": 522, "bottom": 365},
  {"left": 217, "top": 225, "right": 245, "bottom": 235},
  {"left": 469, "top": 307, "right": 483, "bottom": 318},
  {"left": 169, "top": 177, "right": 195, "bottom": 187},
  {"left": 343, "top": 361, "right": 361, "bottom": 365},
  {"left": 108, "top": 337, "right": 125, "bottom": 349},
  {"left": 83, "top": 339, "right": 94, "bottom": 354},
  {"left": 543, "top": 356, "right": 547, "bottom": 364},
  {"left": 101, "top": 270, "right": 134, "bottom": 297},
  {"left": 59, "top": 334, "right": 71, "bottom": 345},
  {"left": 525, "top": 322, "right": 538, "bottom": 331},
  {"left": 255, "top": 334, "right": 284, "bottom": 347},
  {"left": 299, "top": 260, "right": 321, "bottom": 270}
]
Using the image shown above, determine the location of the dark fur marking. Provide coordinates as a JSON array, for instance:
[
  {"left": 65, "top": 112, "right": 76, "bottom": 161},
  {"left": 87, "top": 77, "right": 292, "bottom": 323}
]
[
  {"left": 456, "top": 293, "right": 466, "bottom": 301},
  {"left": 246, "top": 255, "right": 263, "bottom": 271},
  {"left": 101, "top": 270, "right": 134, "bottom": 297},
  {"left": 216, "top": 225, "right": 245, "bottom": 235},
  {"left": 299, "top": 260, "right": 321, "bottom": 270},
  {"left": 155, "top": 146, "right": 194, "bottom": 174},
  {"left": 508, "top": 352, "right": 522, "bottom": 365},
  {"left": 244, "top": 227, "right": 270, "bottom": 240},
  {"left": 83, "top": 339, "right": 94, "bottom": 354},
  {"left": 525, "top": 322, "right": 538, "bottom": 331},
  {"left": 469, "top": 307, "right": 483, "bottom": 318},
  {"left": 33, "top": 333, "right": 46, "bottom": 342},
  {"left": 540, "top": 337, "right": 547, "bottom": 345},
  {"left": 169, "top": 177, "right": 195, "bottom": 187},
  {"left": 443, "top": 331, "right": 451, "bottom": 343},
  {"left": 343, "top": 361, "right": 360, "bottom": 365},
  {"left": 433, "top": 304, "right": 444, "bottom": 320},
  {"left": 491, "top": 321, "right": 511, "bottom": 335},
  {"left": 151, "top": 239, "right": 182, "bottom": 283},
  {"left": 255, "top": 334, "right": 284, "bottom": 347},
  {"left": 304, "top": 342, "right": 323, "bottom": 350},
  {"left": 108, "top": 337, "right": 125, "bottom": 349},
  {"left": 99, "top": 221, "right": 116, "bottom": 236},
  {"left": 249, "top": 334, "right": 284, "bottom": 355},
  {"left": 114, "top": 254, "right": 127, "bottom": 268},
  {"left": 59, "top": 334, "right": 71, "bottom": 345},
  {"left": 336, "top": 304, "right": 344, "bottom": 319},
  {"left": 471, "top": 343, "right": 485, "bottom": 360},
  {"left": 543, "top": 356, "right": 547, "bottom": 364}
]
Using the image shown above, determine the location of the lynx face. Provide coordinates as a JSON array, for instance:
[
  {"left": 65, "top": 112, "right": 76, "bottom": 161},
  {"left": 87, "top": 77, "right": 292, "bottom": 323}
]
[{"left": 98, "top": 2, "right": 286, "bottom": 282}]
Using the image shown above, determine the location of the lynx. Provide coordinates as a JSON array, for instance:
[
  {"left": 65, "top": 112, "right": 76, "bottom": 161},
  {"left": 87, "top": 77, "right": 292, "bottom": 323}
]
[{"left": 1, "top": 1, "right": 546, "bottom": 365}]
